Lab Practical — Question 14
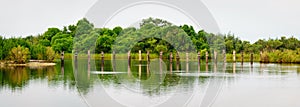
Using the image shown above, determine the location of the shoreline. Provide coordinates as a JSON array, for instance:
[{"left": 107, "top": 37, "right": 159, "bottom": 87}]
[
  {"left": 63, "top": 53, "right": 300, "bottom": 64},
  {"left": 0, "top": 61, "right": 56, "bottom": 67}
]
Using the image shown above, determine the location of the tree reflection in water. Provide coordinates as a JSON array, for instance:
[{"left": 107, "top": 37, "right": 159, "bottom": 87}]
[{"left": 0, "top": 60, "right": 76, "bottom": 92}]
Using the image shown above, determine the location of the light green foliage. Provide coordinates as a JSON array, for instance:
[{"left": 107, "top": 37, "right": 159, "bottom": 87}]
[
  {"left": 75, "top": 18, "right": 93, "bottom": 36},
  {"left": 73, "top": 18, "right": 97, "bottom": 53},
  {"left": 260, "top": 49, "right": 300, "bottom": 63},
  {"left": 9, "top": 45, "right": 30, "bottom": 64},
  {"left": 155, "top": 45, "right": 168, "bottom": 52},
  {"left": 45, "top": 47, "right": 55, "bottom": 62}
]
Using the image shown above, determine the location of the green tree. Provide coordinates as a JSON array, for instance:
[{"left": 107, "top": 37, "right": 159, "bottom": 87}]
[
  {"left": 96, "top": 34, "right": 114, "bottom": 53},
  {"left": 113, "top": 26, "right": 123, "bottom": 35},
  {"left": 51, "top": 33, "right": 73, "bottom": 53},
  {"left": 73, "top": 18, "right": 97, "bottom": 53},
  {"left": 38, "top": 39, "right": 51, "bottom": 47},
  {"left": 155, "top": 45, "right": 168, "bottom": 52},
  {"left": 43, "top": 28, "right": 61, "bottom": 41},
  {"left": 30, "top": 44, "right": 46, "bottom": 60},
  {"left": 68, "top": 25, "right": 77, "bottom": 37},
  {"left": 140, "top": 17, "right": 172, "bottom": 27},
  {"left": 75, "top": 18, "right": 93, "bottom": 36},
  {"left": 283, "top": 37, "right": 299, "bottom": 50},
  {"left": 45, "top": 47, "right": 56, "bottom": 62}
]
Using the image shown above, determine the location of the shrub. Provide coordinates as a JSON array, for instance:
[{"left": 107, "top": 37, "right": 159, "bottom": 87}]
[
  {"left": 46, "top": 47, "right": 56, "bottom": 62},
  {"left": 9, "top": 45, "right": 30, "bottom": 64}
]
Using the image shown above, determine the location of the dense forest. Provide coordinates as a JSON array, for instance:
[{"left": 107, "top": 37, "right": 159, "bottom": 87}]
[{"left": 0, "top": 18, "right": 299, "bottom": 63}]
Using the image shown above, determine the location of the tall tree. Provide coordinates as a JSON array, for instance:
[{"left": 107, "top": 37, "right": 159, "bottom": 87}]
[
  {"left": 43, "top": 28, "right": 61, "bottom": 41},
  {"left": 51, "top": 33, "right": 73, "bottom": 53}
]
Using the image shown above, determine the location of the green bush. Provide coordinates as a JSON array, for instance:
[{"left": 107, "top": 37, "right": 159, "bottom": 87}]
[
  {"left": 9, "top": 45, "right": 30, "bottom": 64},
  {"left": 260, "top": 49, "right": 300, "bottom": 63}
]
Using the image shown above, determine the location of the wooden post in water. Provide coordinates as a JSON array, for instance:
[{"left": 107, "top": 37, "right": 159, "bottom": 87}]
[
  {"left": 176, "top": 52, "right": 180, "bottom": 71},
  {"left": 61, "top": 51, "right": 64, "bottom": 75},
  {"left": 170, "top": 52, "right": 173, "bottom": 63},
  {"left": 139, "top": 50, "right": 142, "bottom": 62},
  {"left": 128, "top": 60, "right": 131, "bottom": 76},
  {"left": 250, "top": 52, "right": 254, "bottom": 66},
  {"left": 127, "top": 51, "right": 131, "bottom": 75},
  {"left": 241, "top": 51, "right": 244, "bottom": 65},
  {"left": 61, "top": 51, "right": 65, "bottom": 76},
  {"left": 139, "top": 62, "right": 142, "bottom": 79},
  {"left": 74, "top": 51, "right": 78, "bottom": 64},
  {"left": 214, "top": 50, "right": 217, "bottom": 64},
  {"left": 170, "top": 52, "right": 173, "bottom": 73},
  {"left": 101, "top": 51, "right": 104, "bottom": 71},
  {"left": 160, "top": 51, "right": 163, "bottom": 60},
  {"left": 197, "top": 52, "right": 201, "bottom": 72},
  {"left": 128, "top": 51, "right": 131, "bottom": 68},
  {"left": 206, "top": 51, "right": 209, "bottom": 64},
  {"left": 160, "top": 52, "right": 163, "bottom": 74},
  {"left": 186, "top": 52, "right": 189, "bottom": 62},
  {"left": 112, "top": 51, "right": 116, "bottom": 71},
  {"left": 61, "top": 51, "right": 64, "bottom": 65},
  {"left": 112, "top": 51, "right": 116, "bottom": 61},
  {"left": 160, "top": 51, "right": 163, "bottom": 74},
  {"left": 223, "top": 49, "right": 226, "bottom": 63},
  {"left": 233, "top": 62, "right": 236, "bottom": 74},
  {"left": 233, "top": 50, "right": 236, "bottom": 63},
  {"left": 147, "top": 50, "right": 150, "bottom": 63},
  {"left": 206, "top": 62, "right": 209, "bottom": 73},
  {"left": 74, "top": 51, "right": 78, "bottom": 79},
  {"left": 214, "top": 60, "right": 217, "bottom": 73},
  {"left": 186, "top": 52, "right": 189, "bottom": 72}
]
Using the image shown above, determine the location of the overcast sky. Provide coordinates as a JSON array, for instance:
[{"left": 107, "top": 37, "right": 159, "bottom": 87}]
[{"left": 0, "top": 0, "right": 299, "bottom": 43}]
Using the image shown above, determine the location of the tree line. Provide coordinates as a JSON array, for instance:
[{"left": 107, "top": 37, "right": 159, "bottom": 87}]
[{"left": 0, "top": 18, "right": 299, "bottom": 63}]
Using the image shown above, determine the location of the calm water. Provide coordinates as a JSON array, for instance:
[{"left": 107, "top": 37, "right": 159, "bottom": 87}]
[{"left": 0, "top": 59, "right": 300, "bottom": 107}]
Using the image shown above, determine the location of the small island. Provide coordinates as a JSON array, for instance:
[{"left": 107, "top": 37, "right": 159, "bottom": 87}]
[{"left": 0, "top": 45, "right": 56, "bottom": 67}]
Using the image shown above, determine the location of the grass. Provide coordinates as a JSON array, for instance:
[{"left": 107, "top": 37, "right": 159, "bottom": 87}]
[{"left": 260, "top": 50, "right": 300, "bottom": 63}]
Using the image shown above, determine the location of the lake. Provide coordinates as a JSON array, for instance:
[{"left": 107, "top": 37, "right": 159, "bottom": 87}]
[{"left": 0, "top": 59, "right": 300, "bottom": 107}]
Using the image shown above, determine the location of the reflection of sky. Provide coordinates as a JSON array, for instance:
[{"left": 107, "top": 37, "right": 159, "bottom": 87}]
[
  {"left": 0, "top": 0, "right": 299, "bottom": 43},
  {"left": 0, "top": 79, "right": 87, "bottom": 107}
]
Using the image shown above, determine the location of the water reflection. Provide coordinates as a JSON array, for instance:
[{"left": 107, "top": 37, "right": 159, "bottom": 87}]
[
  {"left": 0, "top": 60, "right": 76, "bottom": 92},
  {"left": 1, "top": 58, "right": 300, "bottom": 107},
  {"left": 1, "top": 60, "right": 297, "bottom": 95},
  {"left": 0, "top": 67, "right": 29, "bottom": 90},
  {"left": 233, "top": 63, "right": 236, "bottom": 74}
]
